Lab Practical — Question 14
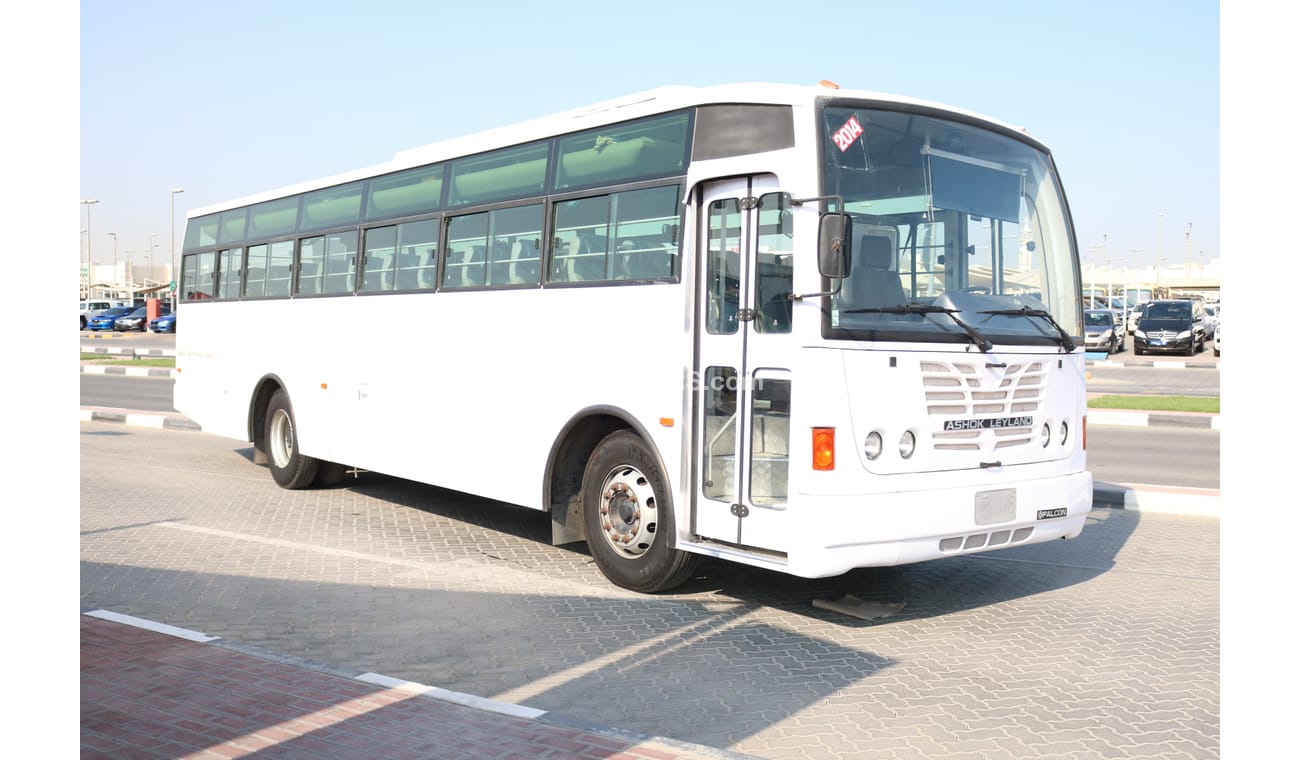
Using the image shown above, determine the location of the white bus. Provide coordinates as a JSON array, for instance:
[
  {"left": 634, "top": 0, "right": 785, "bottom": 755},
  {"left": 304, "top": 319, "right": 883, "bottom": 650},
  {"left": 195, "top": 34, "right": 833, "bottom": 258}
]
[{"left": 175, "top": 82, "right": 1091, "bottom": 592}]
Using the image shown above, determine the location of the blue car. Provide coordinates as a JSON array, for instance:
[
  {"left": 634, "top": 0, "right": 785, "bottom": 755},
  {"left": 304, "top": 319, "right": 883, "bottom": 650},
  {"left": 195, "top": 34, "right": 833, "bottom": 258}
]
[
  {"left": 149, "top": 312, "right": 177, "bottom": 333},
  {"left": 85, "top": 306, "right": 135, "bottom": 331}
]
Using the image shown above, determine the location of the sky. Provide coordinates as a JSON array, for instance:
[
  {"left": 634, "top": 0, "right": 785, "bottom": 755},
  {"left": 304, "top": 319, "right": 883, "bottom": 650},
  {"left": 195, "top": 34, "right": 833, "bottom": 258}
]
[{"left": 70, "top": 0, "right": 1220, "bottom": 279}]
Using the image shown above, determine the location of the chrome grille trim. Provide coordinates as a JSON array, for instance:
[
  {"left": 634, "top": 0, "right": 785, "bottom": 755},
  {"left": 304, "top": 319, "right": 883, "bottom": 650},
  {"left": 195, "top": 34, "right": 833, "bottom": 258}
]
[
  {"left": 939, "top": 526, "right": 1035, "bottom": 553},
  {"left": 924, "top": 360, "right": 1048, "bottom": 452}
]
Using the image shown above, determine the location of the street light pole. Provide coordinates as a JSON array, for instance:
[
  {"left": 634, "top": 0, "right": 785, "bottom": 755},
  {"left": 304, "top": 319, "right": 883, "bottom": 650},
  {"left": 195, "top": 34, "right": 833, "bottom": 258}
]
[
  {"left": 1185, "top": 222, "right": 1192, "bottom": 276},
  {"left": 170, "top": 187, "right": 185, "bottom": 307},
  {"left": 1157, "top": 213, "right": 1164, "bottom": 273},
  {"left": 147, "top": 234, "right": 159, "bottom": 285},
  {"left": 80, "top": 199, "right": 99, "bottom": 297},
  {"left": 108, "top": 232, "right": 118, "bottom": 292}
]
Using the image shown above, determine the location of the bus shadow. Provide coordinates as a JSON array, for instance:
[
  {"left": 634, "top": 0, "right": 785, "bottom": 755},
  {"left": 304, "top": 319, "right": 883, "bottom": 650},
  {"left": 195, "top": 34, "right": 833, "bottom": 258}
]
[
  {"left": 315, "top": 461, "right": 1142, "bottom": 628},
  {"left": 678, "top": 505, "right": 1138, "bottom": 626}
]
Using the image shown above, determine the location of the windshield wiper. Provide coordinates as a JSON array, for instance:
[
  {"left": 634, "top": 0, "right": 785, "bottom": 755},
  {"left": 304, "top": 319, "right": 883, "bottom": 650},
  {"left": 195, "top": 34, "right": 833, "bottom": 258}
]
[
  {"left": 979, "top": 307, "right": 1076, "bottom": 352},
  {"left": 844, "top": 303, "right": 993, "bottom": 352}
]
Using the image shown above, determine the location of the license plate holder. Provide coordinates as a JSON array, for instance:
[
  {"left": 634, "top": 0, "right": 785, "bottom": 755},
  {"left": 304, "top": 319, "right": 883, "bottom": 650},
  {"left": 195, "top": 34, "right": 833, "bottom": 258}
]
[{"left": 974, "top": 488, "right": 1016, "bottom": 526}]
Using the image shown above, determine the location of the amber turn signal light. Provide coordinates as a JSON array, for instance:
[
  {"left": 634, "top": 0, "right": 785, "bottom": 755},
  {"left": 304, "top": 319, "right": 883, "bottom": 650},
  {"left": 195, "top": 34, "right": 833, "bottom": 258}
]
[{"left": 812, "top": 427, "right": 835, "bottom": 471}]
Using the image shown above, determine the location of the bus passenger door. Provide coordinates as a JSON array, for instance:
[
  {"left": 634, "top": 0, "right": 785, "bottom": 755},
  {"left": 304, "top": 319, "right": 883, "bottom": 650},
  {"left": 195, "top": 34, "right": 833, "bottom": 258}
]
[{"left": 693, "top": 176, "right": 794, "bottom": 551}]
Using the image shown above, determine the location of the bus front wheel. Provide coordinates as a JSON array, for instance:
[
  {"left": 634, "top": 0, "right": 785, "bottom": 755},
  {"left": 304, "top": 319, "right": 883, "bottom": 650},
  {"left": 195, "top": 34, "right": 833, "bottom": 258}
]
[
  {"left": 581, "top": 431, "right": 698, "bottom": 593},
  {"left": 265, "top": 389, "right": 319, "bottom": 489}
]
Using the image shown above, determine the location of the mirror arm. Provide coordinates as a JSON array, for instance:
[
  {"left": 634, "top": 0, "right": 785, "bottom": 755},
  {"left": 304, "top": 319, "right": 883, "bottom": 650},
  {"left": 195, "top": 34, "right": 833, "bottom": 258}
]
[
  {"left": 790, "top": 194, "right": 845, "bottom": 210},
  {"left": 789, "top": 278, "right": 843, "bottom": 302}
]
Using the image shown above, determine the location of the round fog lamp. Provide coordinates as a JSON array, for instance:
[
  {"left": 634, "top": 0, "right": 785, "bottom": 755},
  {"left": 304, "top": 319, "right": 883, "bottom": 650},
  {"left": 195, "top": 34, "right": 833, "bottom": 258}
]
[
  {"left": 1059, "top": 421, "right": 1069, "bottom": 445},
  {"left": 899, "top": 430, "right": 916, "bottom": 459},
  {"left": 864, "top": 432, "right": 883, "bottom": 460},
  {"left": 1040, "top": 423, "right": 1051, "bottom": 447}
]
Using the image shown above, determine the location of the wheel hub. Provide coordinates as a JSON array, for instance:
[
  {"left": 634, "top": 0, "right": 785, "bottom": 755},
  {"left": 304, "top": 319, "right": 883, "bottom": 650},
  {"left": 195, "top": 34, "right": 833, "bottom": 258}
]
[{"left": 598, "top": 466, "right": 658, "bottom": 558}]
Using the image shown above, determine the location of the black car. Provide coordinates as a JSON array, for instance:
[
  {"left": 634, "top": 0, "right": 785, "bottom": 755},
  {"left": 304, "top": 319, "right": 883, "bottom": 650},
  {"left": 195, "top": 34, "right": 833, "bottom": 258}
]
[
  {"left": 1133, "top": 299, "right": 1207, "bottom": 356},
  {"left": 114, "top": 305, "right": 171, "bottom": 332}
]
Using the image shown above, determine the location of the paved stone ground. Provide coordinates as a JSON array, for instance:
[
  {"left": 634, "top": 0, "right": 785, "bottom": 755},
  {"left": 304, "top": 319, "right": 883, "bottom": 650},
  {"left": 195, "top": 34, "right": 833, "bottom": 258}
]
[
  {"left": 82, "top": 613, "right": 740, "bottom": 759},
  {"left": 81, "top": 423, "right": 1220, "bottom": 759}
]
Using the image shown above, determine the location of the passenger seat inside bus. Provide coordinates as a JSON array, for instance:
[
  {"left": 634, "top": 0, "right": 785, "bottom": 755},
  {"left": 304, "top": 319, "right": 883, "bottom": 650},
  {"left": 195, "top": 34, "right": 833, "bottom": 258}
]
[
  {"left": 849, "top": 234, "right": 905, "bottom": 310},
  {"left": 572, "top": 232, "right": 607, "bottom": 281},
  {"left": 298, "top": 262, "right": 320, "bottom": 295},
  {"left": 507, "top": 239, "right": 540, "bottom": 284}
]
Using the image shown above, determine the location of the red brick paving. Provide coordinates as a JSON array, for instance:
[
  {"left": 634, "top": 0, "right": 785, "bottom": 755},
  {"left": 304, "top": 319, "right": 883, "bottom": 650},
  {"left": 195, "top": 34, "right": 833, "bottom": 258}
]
[{"left": 81, "top": 614, "right": 732, "bottom": 759}]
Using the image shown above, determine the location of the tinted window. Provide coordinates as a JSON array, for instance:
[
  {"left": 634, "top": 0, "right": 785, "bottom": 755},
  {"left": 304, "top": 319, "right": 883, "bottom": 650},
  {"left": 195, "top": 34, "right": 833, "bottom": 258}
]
[
  {"left": 366, "top": 165, "right": 444, "bottom": 221},
  {"left": 555, "top": 112, "right": 690, "bottom": 191},
  {"left": 300, "top": 182, "right": 364, "bottom": 233},
  {"left": 448, "top": 141, "right": 548, "bottom": 207}
]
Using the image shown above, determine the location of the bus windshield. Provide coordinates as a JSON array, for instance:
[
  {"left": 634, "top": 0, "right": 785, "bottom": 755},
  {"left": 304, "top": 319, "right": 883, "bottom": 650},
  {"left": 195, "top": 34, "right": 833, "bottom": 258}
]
[{"left": 820, "top": 106, "right": 1081, "bottom": 347}]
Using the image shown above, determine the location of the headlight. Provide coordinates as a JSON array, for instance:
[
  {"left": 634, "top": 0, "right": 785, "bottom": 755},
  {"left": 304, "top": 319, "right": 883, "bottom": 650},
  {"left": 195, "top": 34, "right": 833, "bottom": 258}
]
[
  {"left": 1040, "top": 424, "right": 1051, "bottom": 447},
  {"left": 1177, "top": 330, "right": 1191, "bottom": 339},
  {"left": 1102, "top": 329, "right": 1113, "bottom": 339},
  {"left": 864, "top": 432, "right": 883, "bottom": 460},
  {"left": 1059, "top": 421, "right": 1069, "bottom": 445},
  {"left": 1135, "top": 330, "right": 1146, "bottom": 339},
  {"left": 898, "top": 430, "right": 916, "bottom": 459}
]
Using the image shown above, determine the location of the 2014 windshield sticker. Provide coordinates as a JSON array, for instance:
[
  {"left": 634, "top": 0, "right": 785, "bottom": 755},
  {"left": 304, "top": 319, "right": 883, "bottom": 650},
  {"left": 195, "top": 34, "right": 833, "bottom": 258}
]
[
  {"left": 832, "top": 115, "right": 864, "bottom": 152},
  {"left": 943, "top": 416, "right": 1034, "bottom": 431}
]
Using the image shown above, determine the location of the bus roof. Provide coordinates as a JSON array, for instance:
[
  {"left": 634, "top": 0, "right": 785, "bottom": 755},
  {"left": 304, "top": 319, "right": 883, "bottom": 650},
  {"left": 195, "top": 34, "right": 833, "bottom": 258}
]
[{"left": 187, "top": 82, "right": 1040, "bottom": 220}]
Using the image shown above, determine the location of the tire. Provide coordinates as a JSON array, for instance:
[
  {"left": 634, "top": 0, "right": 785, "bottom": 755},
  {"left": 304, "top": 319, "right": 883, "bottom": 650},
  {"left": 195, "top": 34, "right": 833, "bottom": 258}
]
[
  {"left": 313, "top": 461, "right": 351, "bottom": 487},
  {"left": 581, "top": 430, "right": 699, "bottom": 593},
  {"left": 265, "top": 388, "right": 319, "bottom": 489}
]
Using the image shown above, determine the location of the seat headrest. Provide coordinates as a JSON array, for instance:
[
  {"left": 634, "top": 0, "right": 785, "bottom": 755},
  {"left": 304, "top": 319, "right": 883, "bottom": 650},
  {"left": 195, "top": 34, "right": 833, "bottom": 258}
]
[{"left": 861, "top": 235, "right": 893, "bottom": 270}]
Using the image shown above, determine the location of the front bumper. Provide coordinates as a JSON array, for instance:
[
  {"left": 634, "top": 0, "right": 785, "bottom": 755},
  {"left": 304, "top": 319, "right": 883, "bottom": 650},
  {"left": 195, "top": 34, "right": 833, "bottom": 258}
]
[{"left": 1135, "top": 336, "right": 1192, "bottom": 352}]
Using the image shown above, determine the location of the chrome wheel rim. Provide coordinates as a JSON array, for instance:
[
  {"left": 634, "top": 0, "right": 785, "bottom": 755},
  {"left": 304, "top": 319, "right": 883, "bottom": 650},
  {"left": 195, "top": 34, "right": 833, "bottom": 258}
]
[
  {"left": 597, "top": 464, "right": 659, "bottom": 559},
  {"left": 269, "top": 407, "right": 294, "bottom": 469}
]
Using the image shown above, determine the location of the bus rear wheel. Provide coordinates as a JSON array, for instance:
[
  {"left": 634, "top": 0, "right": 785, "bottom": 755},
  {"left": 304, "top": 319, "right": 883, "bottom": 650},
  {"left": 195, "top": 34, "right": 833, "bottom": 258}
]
[
  {"left": 265, "top": 389, "right": 319, "bottom": 489},
  {"left": 581, "top": 431, "right": 698, "bottom": 593}
]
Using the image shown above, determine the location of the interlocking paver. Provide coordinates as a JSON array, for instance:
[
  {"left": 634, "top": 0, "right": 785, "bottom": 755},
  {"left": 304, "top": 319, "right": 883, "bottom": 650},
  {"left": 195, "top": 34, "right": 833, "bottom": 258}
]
[{"left": 82, "top": 423, "right": 1219, "bottom": 759}]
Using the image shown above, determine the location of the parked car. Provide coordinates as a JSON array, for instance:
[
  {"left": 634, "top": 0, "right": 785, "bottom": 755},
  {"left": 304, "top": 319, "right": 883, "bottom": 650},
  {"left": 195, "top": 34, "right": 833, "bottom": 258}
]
[
  {"left": 1083, "top": 309, "right": 1124, "bottom": 354},
  {"left": 1133, "top": 299, "right": 1208, "bottom": 356},
  {"left": 114, "top": 305, "right": 171, "bottom": 332},
  {"left": 149, "top": 312, "right": 176, "bottom": 333},
  {"left": 1126, "top": 302, "right": 1149, "bottom": 334},
  {"left": 1203, "top": 304, "right": 1218, "bottom": 339},
  {"left": 80, "top": 299, "right": 129, "bottom": 329},
  {"left": 1213, "top": 318, "right": 1220, "bottom": 357},
  {"left": 85, "top": 306, "right": 135, "bottom": 331}
]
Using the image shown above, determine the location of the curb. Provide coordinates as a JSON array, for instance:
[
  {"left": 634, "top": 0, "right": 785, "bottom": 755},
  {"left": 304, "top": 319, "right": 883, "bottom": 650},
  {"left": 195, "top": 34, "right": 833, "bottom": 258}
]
[
  {"left": 1085, "top": 357, "right": 1218, "bottom": 370},
  {"left": 82, "top": 609, "right": 759, "bottom": 760},
  {"left": 81, "top": 346, "right": 176, "bottom": 357},
  {"left": 1092, "top": 483, "right": 1220, "bottom": 517},
  {"left": 80, "top": 408, "right": 201, "bottom": 431},
  {"left": 81, "top": 365, "right": 177, "bottom": 378},
  {"left": 1088, "top": 408, "right": 1220, "bottom": 430}
]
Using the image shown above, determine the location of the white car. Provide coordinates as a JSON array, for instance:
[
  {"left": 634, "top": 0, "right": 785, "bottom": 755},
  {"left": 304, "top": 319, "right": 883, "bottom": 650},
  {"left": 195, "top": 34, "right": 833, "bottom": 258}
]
[
  {"left": 1213, "top": 318, "right": 1220, "bottom": 357},
  {"left": 1126, "top": 302, "right": 1148, "bottom": 334},
  {"left": 79, "top": 299, "right": 129, "bottom": 330}
]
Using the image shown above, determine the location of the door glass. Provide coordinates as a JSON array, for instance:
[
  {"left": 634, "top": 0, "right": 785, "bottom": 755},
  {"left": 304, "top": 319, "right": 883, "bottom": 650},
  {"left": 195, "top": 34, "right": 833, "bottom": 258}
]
[
  {"left": 702, "top": 366, "right": 738, "bottom": 501},
  {"left": 754, "top": 193, "right": 794, "bottom": 333},
  {"left": 749, "top": 374, "right": 791, "bottom": 505},
  {"left": 706, "top": 199, "right": 741, "bottom": 334}
]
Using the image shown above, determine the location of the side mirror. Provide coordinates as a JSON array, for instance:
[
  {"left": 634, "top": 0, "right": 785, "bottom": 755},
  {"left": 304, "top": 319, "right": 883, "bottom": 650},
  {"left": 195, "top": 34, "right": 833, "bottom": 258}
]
[{"left": 818, "top": 213, "right": 853, "bottom": 278}]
